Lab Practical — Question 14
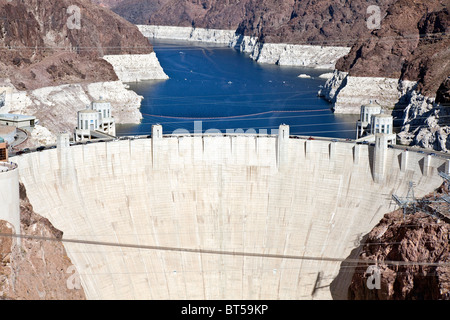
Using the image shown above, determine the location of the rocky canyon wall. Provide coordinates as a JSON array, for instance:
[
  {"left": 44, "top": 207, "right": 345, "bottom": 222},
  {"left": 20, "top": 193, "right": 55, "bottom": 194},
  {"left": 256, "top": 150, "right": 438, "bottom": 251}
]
[{"left": 138, "top": 25, "right": 351, "bottom": 69}]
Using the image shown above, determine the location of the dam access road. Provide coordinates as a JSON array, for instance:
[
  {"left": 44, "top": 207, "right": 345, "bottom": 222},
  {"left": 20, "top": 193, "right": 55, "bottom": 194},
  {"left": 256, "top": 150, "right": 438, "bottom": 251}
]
[{"left": 5, "top": 125, "right": 450, "bottom": 299}]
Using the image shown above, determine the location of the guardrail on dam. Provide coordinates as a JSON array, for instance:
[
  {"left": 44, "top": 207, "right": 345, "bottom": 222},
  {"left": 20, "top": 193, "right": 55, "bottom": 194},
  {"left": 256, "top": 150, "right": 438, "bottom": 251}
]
[{"left": 10, "top": 125, "right": 450, "bottom": 299}]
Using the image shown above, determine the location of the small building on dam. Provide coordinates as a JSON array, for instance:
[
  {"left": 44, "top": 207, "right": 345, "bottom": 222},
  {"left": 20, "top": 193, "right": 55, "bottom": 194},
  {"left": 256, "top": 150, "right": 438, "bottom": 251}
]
[{"left": 4, "top": 125, "right": 450, "bottom": 299}]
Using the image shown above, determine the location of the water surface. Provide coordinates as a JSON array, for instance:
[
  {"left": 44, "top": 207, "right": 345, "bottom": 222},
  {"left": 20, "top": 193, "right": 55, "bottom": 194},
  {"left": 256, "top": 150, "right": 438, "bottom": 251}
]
[{"left": 117, "top": 39, "right": 358, "bottom": 138}]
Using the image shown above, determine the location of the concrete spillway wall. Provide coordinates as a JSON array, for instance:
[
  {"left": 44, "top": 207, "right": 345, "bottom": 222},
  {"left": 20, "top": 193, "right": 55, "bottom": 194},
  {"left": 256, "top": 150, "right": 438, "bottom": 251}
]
[
  {"left": 12, "top": 131, "right": 449, "bottom": 299},
  {"left": 0, "top": 162, "right": 20, "bottom": 244}
]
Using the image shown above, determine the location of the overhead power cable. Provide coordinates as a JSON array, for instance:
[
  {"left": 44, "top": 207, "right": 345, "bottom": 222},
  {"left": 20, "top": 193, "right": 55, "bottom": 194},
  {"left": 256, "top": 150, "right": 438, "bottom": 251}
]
[
  {"left": 0, "top": 233, "right": 448, "bottom": 267},
  {"left": 140, "top": 109, "right": 331, "bottom": 120}
]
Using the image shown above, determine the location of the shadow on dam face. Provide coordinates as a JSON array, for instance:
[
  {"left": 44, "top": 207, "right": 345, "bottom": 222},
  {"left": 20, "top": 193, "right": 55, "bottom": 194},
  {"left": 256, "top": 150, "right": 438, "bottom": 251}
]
[
  {"left": 329, "top": 233, "right": 369, "bottom": 300},
  {"left": 11, "top": 135, "right": 449, "bottom": 299}
]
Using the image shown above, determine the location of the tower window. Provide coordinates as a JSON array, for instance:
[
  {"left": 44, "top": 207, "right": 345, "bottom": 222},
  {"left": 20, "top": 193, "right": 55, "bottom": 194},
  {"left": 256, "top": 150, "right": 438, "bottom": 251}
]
[{"left": 0, "top": 148, "right": 6, "bottom": 161}]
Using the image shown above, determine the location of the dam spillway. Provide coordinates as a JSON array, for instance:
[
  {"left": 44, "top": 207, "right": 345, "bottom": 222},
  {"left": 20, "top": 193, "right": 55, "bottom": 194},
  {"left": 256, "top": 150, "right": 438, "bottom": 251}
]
[{"left": 12, "top": 127, "right": 449, "bottom": 300}]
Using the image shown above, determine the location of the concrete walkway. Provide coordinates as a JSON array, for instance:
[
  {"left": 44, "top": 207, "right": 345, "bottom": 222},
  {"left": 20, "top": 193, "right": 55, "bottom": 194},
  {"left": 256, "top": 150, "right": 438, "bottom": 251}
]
[{"left": 10, "top": 127, "right": 28, "bottom": 148}]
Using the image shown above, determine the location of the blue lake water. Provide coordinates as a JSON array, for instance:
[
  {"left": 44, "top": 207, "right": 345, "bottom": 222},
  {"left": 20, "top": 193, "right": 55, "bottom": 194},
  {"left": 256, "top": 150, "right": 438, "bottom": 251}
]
[{"left": 116, "top": 39, "right": 358, "bottom": 138}]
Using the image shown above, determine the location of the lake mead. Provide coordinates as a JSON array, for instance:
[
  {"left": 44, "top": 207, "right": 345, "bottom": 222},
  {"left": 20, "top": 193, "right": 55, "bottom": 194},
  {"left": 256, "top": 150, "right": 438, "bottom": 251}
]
[{"left": 116, "top": 39, "right": 358, "bottom": 138}]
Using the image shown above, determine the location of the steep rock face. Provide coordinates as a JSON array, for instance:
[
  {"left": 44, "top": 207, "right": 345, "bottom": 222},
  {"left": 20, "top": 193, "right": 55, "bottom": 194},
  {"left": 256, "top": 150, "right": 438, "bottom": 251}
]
[
  {"left": 0, "top": 0, "right": 153, "bottom": 90},
  {"left": 401, "top": 8, "right": 450, "bottom": 99},
  {"left": 436, "top": 77, "right": 450, "bottom": 105},
  {"left": 348, "top": 183, "right": 450, "bottom": 300},
  {"left": 0, "top": 183, "right": 86, "bottom": 300},
  {"left": 111, "top": 0, "right": 250, "bottom": 29},
  {"left": 236, "top": 0, "right": 395, "bottom": 46},
  {"left": 102, "top": 53, "right": 168, "bottom": 82},
  {"left": 321, "top": 0, "right": 449, "bottom": 120},
  {"left": 91, "top": 0, "right": 125, "bottom": 7},
  {"left": 397, "top": 87, "right": 450, "bottom": 152},
  {"left": 107, "top": 0, "right": 396, "bottom": 46},
  {"left": 336, "top": 0, "right": 449, "bottom": 100}
]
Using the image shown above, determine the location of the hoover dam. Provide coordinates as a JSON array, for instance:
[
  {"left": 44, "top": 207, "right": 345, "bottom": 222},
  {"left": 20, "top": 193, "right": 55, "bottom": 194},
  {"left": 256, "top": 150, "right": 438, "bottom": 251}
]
[{"left": 4, "top": 125, "right": 450, "bottom": 300}]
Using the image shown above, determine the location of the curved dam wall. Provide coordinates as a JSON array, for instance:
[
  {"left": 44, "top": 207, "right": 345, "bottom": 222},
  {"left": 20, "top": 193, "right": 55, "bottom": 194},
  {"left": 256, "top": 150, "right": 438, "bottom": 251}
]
[{"left": 12, "top": 129, "right": 449, "bottom": 300}]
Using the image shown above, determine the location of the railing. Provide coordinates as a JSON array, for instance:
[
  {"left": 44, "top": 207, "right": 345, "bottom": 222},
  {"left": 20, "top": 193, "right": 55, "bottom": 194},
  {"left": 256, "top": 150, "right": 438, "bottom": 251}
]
[
  {"left": 11, "top": 127, "right": 29, "bottom": 150},
  {"left": 0, "top": 161, "right": 18, "bottom": 172},
  {"left": 9, "top": 132, "right": 450, "bottom": 160}
]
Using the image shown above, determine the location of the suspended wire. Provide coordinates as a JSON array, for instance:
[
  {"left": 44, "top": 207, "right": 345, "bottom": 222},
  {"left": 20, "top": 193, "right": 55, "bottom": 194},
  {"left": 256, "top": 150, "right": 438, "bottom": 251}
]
[
  {"left": 115, "top": 121, "right": 450, "bottom": 138},
  {"left": 140, "top": 109, "right": 331, "bottom": 120},
  {"left": 136, "top": 111, "right": 450, "bottom": 123},
  {"left": 6, "top": 268, "right": 448, "bottom": 278},
  {"left": 124, "top": 116, "right": 450, "bottom": 130},
  {"left": 0, "top": 232, "right": 448, "bottom": 267},
  {"left": 136, "top": 89, "right": 325, "bottom": 100}
]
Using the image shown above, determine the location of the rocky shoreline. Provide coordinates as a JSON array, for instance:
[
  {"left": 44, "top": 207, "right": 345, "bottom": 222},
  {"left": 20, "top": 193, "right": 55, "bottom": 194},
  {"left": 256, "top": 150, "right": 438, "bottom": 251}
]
[
  {"left": 103, "top": 53, "right": 169, "bottom": 83},
  {"left": 138, "top": 25, "right": 350, "bottom": 69},
  {"left": 1, "top": 80, "right": 146, "bottom": 145},
  {"left": 397, "top": 87, "right": 450, "bottom": 152},
  {"left": 318, "top": 70, "right": 417, "bottom": 114},
  {"left": 319, "top": 71, "right": 450, "bottom": 152}
]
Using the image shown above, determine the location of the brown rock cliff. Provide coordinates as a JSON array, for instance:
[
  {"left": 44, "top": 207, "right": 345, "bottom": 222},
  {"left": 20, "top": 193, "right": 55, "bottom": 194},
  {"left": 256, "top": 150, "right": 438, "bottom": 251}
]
[
  {"left": 348, "top": 183, "right": 450, "bottom": 300},
  {"left": 0, "top": 183, "right": 86, "bottom": 300},
  {"left": 335, "top": 0, "right": 449, "bottom": 100},
  {"left": 0, "top": 0, "right": 154, "bottom": 90}
]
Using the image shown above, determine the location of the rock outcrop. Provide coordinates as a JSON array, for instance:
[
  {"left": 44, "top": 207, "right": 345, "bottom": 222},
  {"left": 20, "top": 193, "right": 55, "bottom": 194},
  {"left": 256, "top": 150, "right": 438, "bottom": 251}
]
[
  {"left": 0, "top": 80, "right": 144, "bottom": 137},
  {"left": 108, "top": 0, "right": 395, "bottom": 46},
  {"left": 336, "top": 0, "right": 449, "bottom": 102},
  {"left": 246, "top": 42, "right": 350, "bottom": 69},
  {"left": 0, "top": 0, "right": 154, "bottom": 91},
  {"left": 318, "top": 71, "right": 415, "bottom": 113},
  {"left": 0, "top": 183, "right": 86, "bottom": 300},
  {"left": 138, "top": 25, "right": 237, "bottom": 44},
  {"left": 397, "top": 86, "right": 450, "bottom": 152},
  {"left": 111, "top": 0, "right": 249, "bottom": 29},
  {"left": 102, "top": 53, "right": 169, "bottom": 82},
  {"left": 348, "top": 183, "right": 450, "bottom": 300}
]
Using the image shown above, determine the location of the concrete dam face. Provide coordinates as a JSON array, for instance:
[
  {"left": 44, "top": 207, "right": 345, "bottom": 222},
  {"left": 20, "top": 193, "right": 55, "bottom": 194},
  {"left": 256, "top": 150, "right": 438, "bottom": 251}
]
[{"left": 13, "top": 127, "right": 449, "bottom": 300}]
